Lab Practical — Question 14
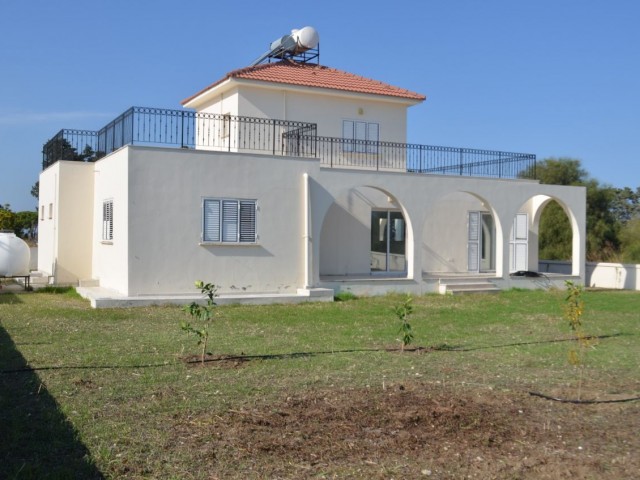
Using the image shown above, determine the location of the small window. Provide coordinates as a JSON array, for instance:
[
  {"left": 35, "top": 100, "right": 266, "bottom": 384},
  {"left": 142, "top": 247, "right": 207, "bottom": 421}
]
[
  {"left": 202, "top": 198, "right": 256, "bottom": 243},
  {"left": 102, "top": 200, "right": 113, "bottom": 241},
  {"left": 40, "top": 205, "right": 44, "bottom": 221},
  {"left": 48, "top": 203, "right": 53, "bottom": 220}
]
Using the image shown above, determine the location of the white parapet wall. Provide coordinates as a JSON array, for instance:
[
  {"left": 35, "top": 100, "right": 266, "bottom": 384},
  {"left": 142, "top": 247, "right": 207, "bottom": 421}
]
[{"left": 539, "top": 260, "right": 640, "bottom": 290}]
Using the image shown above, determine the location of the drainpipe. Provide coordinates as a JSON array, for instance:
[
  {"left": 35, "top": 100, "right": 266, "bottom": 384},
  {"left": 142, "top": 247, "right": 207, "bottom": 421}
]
[{"left": 303, "top": 173, "right": 311, "bottom": 288}]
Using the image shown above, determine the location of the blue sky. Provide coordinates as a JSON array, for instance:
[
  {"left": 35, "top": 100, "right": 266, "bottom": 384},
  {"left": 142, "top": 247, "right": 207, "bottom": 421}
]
[{"left": 1, "top": 0, "right": 638, "bottom": 212}]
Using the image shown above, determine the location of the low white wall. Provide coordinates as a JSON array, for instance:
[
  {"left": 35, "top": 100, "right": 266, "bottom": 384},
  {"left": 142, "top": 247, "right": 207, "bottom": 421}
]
[{"left": 539, "top": 260, "right": 640, "bottom": 290}]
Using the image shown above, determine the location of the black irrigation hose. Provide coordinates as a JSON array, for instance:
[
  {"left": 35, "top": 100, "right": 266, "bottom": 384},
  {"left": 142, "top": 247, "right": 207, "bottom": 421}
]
[
  {"left": 529, "top": 391, "right": 640, "bottom": 404},
  {"left": 0, "top": 333, "right": 630, "bottom": 374},
  {"left": 0, "top": 362, "right": 175, "bottom": 374},
  {"left": 433, "top": 333, "right": 626, "bottom": 352}
]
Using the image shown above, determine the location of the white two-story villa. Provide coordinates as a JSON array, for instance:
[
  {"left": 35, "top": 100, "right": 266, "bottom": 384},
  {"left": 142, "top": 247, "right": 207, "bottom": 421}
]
[{"left": 37, "top": 29, "right": 585, "bottom": 306}]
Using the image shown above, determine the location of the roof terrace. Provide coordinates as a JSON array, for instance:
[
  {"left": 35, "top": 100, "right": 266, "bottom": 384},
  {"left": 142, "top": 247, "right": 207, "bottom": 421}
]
[{"left": 42, "top": 106, "right": 536, "bottom": 180}]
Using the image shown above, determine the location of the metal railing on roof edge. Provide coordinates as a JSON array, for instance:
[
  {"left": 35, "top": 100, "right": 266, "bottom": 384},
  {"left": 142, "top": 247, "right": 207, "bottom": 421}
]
[{"left": 42, "top": 106, "right": 536, "bottom": 180}]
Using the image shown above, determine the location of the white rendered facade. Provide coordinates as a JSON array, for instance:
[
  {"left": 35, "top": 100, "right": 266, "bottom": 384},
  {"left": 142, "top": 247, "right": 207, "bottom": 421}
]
[{"left": 38, "top": 63, "right": 586, "bottom": 301}]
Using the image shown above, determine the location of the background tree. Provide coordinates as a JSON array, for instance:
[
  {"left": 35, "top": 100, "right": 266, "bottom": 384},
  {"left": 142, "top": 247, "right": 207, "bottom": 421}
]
[
  {"left": 14, "top": 211, "right": 38, "bottom": 241},
  {"left": 31, "top": 181, "right": 39, "bottom": 199},
  {"left": 619, "top": 218, "right": 640, "bottom": 263},
  {"left": 0, "top": 205, "right": 16, "bottom": 231},
  {"left": 534, "top": 158, "right": 621, "bottom": 262}
]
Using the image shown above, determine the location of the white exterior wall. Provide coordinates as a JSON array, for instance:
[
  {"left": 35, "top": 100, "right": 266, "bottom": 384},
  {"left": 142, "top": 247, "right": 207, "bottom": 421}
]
[
  {"left": 123, "top": 146, "right": 318, "bottom": 296},
  {"left": 198, "top": 88, "right": 240, "bottom": 117},
  {"left": 186, "top": 81, "right": 411, "bottom": 144},
  {"left": 42, "top": 147, "right": 586, "bottom": 296},
  {"left": 422, "top": 193, "right": 484, "bottom": 272},
  {"left": 311, "top": 170, "right": 586, "bottom": 285},
  {"left": 37, "top": 164, "right": 57, "bottom": 277},
  {"left": 37, "top": 161, "right": 94, "bottom": 283},
  {"left": 237, "top": 86, "right": 409, "bottom": 142},
  {"left": 319, "top": 187, "right": 397, "bottom": 276},
  {"left": 539, "top": 260, "right": 640, "bottom": 291},
  {"left": 91, "top": 149, "right": 129, "bottom": 293}
]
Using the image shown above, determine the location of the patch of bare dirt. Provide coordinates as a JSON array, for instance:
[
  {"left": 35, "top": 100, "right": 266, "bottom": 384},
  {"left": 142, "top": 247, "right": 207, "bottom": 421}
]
[{"left": 168, "top": 383, "right": 639, "bottom": 479}]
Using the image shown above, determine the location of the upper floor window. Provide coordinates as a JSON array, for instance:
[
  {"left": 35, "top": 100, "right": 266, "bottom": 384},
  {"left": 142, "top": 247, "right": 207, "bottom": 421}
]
[
  {"left": 203, "top": 198, "right": 256, "bottom": 244},
  {"left": 342, "top": 120, "right": 379, "bottom": 153}
]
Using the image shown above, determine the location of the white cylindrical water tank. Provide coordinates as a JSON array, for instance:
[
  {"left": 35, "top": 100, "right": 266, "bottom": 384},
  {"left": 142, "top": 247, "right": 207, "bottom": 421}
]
[
  {"left": 290, "top": 26, "right": 319, "bottom": 53},
  {"left": 0, "top": 231, "right": 31, "bottom": 277}
]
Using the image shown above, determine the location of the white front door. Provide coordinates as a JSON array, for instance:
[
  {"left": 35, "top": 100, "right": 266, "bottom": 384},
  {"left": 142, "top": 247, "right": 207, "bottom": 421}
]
[
  {"left": 467, "top": 211, "right": 480, "bottom": 272},
  {"left": 509, "top": 213, "right": 528, "bottom": 272},
  {"left": 468, "top": 212, "right": 495, "bottom": 273}
]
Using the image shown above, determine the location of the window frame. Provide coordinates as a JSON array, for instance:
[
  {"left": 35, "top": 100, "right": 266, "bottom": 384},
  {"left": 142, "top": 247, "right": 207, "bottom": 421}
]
[
  {"left": 342, "top": 119, "right": 380, "bottom": 154},
  {"left": 102, "top": 199, "right": 113, "bottom": 242},
  {"left": 201, "top": 197, "right": 257, "bottom": 245}
]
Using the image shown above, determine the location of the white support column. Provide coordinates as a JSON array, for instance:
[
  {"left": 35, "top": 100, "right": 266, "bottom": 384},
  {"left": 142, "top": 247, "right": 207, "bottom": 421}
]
[{"left": 302, "top": 173, "right": 312, "bottom": 288}]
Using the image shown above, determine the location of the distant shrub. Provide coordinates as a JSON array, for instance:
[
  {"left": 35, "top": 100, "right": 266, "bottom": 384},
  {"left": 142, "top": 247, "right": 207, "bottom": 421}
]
[
  {"left": 334, "top": 291, "right": 357, "bottom": 302},
  {"left": 36, "top": 286, "right": 78, "bottom": 296}
]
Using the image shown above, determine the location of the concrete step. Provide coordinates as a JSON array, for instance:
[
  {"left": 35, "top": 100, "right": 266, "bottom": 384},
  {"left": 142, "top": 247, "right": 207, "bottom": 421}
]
[{"left": 438, "top": 280, "right": 501, "bottom": 295}]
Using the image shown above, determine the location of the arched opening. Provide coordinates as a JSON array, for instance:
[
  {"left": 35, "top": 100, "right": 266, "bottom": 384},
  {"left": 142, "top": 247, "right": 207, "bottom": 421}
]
[
  {"left": 526, "top": 195, "right": 580, "bottom": 275},
  {"left": 319, "top": 186, "right": 411, "bottom": 278},
  {"left": 538, "top": 199, "right": 573, "bottom": 261},
  {"left": 421, "top": 191, "right": 500, "bottom": 276}
]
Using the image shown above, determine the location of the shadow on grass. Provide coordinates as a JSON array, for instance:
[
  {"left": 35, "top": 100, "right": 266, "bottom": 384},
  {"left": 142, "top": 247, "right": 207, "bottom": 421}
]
[
  {"left": 0, "top": 325, "right": 104, "bottom": 479},
  {"left": 0, "top": 292, "right": 23, "bottom": 304},
  {"left": 0, "top": 334, "right": 629, "bottom": 373}
]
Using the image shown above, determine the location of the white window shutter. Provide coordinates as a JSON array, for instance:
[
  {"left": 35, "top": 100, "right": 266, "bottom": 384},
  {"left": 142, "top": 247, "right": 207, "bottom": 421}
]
[
  {"left": 203, "top": 199, "right": 221, "bottom": 242},
  {"left": 102, "top": 200, "right": 113, "bottom": 241},
  {"left": 514, "top": 213, "right": 528, "bottom": 240},
  {"left": 509, "top": 213, "right": 528, "bottom": 272},
  {"left": 222, "top": 200, "right": 239, "bottom": 242},
  {"left": 367, "top": 123, "right": 379, "bottom": 154},
  {"left": 239, "top": 201, "right": 256, "bottom": 242},
  {"left": 467, "top": 211, "right": 480, "bottom": 272},
  {"left": 355, "top": 121, "right": 367, "bottom": 153},
  {"left": 342, "top": 120, "right": 354, "bottom": 152}
]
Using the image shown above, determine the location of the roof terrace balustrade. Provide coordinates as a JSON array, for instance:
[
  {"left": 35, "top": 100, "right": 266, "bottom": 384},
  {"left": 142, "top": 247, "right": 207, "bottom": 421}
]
[{"left": 42, "top": 106, "right": 536, "bottom": 180}]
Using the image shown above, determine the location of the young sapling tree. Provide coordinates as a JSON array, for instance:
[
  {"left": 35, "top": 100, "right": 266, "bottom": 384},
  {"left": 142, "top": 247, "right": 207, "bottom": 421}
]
[
  {"left": 563, "top": 280, "right": 596, "bottom": 399},
  {"left": 394, "top": 294, "right": 414, "bottom": 351},
  {"left": 181, "top": 280, "right": 218, "bottom": 364}
]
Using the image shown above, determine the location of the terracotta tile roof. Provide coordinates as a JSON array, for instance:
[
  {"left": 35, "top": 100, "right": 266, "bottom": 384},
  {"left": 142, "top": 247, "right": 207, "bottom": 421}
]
[{"left": 182, "top": 60, "right": 426, "bottom": 105}]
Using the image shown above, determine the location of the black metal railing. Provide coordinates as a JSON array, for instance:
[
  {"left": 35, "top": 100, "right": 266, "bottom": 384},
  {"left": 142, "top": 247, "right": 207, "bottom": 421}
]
[
  {"left": 42, "top": 107, "right": 318, "bottom": 169},
  {"left": 42, "top": 107, "right": 535, "bottom": 179},
  {"left": 42, "top": 129, "right": 99, "bottom": 168},
  {"left": 290, "top": 135, "right": 536, "bottom": 179}
]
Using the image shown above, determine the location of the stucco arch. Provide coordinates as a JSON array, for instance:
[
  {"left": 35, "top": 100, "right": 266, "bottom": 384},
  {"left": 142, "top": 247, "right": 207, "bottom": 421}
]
[
  {"left": 525, "top": 194, "right": 582, "bottom": 276},
  {"left": 419, "top": 189, "right": 504, "bottom": 276},
  {"left": 317, "top": 184, "right": 415, "bottom": 279}
]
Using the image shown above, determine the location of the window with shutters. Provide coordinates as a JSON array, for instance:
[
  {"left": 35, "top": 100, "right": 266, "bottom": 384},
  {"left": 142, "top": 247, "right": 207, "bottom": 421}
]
[
  {"left": 202, "top": 198, "right": 257, "bottom": 244},
  {"left": 102, "top": 200, "right": 113, "bottom": 241},
  {"left": 342, "top": 120, "right": 379, "bottom": 153}
]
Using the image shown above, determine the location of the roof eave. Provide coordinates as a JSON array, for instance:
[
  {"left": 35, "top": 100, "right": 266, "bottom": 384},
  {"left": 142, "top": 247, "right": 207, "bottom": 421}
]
[
  {"left": 183, "top": 76, "right": 425, "bottom": 109},
  {"left": 181, "top": 77, "right": 236, "bottom": 109}
]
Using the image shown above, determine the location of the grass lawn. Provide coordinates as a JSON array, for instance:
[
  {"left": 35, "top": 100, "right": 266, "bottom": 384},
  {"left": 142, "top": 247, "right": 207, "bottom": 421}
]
[{"left": 1, "top": 287, "right": 639, "bottom": 479}]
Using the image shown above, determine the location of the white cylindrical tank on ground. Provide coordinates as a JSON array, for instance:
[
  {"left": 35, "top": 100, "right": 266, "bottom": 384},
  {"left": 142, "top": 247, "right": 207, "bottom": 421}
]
[{"left": 0, "top": 231, "right": 31, "bottom": 276}]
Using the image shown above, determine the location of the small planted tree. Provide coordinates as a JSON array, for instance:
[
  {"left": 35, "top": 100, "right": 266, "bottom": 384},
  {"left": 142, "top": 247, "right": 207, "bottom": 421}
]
[
  {"left": 181, "top": 280, "right": 218, "bottom": 364},
  {"left": 394, "top": 295, "right": 414, "bottom": 351},
  {"left": 563, "top": 280, "right": 596, "bottom": 399}
]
